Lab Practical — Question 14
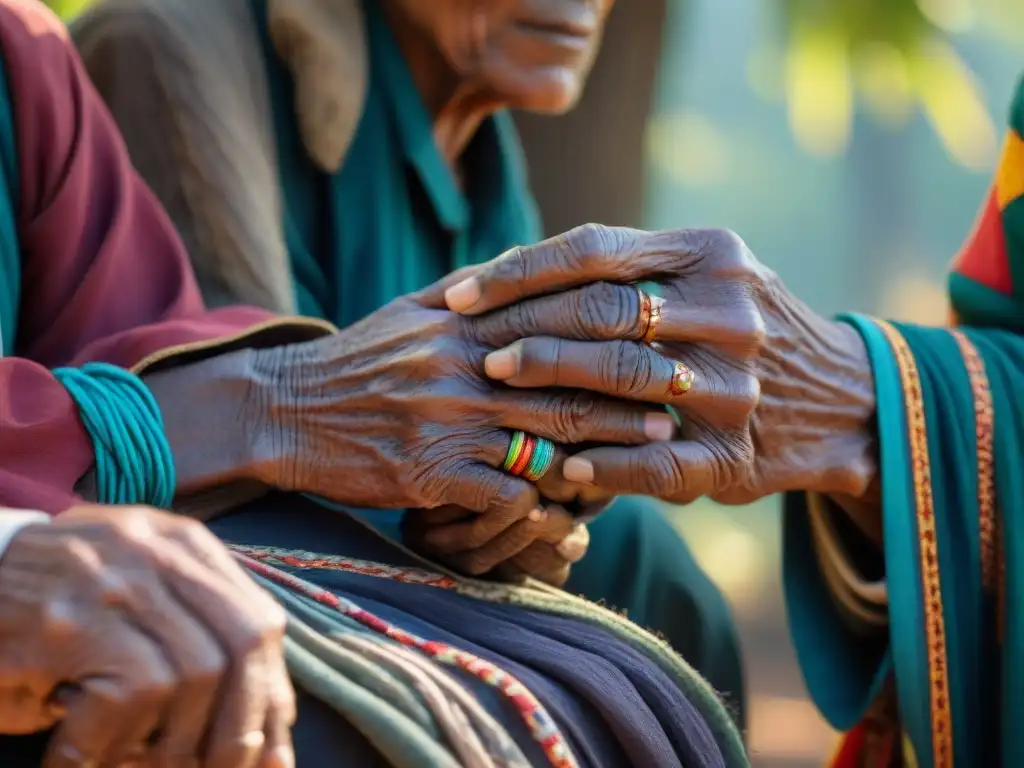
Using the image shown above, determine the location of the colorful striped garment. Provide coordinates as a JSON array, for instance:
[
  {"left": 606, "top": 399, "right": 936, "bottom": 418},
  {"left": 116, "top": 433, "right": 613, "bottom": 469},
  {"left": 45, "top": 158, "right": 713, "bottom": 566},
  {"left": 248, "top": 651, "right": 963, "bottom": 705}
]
[{"left": 784, "top": 74, "right": 1024, "bottom": 768}]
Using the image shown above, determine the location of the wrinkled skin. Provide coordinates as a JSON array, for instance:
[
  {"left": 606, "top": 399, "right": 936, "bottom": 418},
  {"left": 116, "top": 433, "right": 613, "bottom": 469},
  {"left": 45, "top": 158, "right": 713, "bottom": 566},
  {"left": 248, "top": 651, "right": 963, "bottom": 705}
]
[
  {"left": 252, "top": 275, "right": 672, "bottom": 581},
  {"left": 440, "top": 224, "right": 881, "bottom": 517},
  {"left": 270, "top": 0, "right": 618, "bottom": 582},
  {"left": 403, "top": 503, "right": 591, "bottom": 585},
  {"left": 0, "top": 505, "right": 294, "bottom": 768},
  {"left": 386, "top": 0, "right": 615, "bottom": 114}
]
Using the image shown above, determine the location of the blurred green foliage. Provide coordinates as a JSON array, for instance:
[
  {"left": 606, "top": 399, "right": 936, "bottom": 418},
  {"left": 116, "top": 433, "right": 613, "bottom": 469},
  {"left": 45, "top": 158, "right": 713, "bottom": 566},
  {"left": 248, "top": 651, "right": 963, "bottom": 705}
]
[
  {"left": 44, "top": 0, "right": 90, "bottom": 18},
  {"left": 764, "top": 0, "right": 1024, "bottom": 167}
]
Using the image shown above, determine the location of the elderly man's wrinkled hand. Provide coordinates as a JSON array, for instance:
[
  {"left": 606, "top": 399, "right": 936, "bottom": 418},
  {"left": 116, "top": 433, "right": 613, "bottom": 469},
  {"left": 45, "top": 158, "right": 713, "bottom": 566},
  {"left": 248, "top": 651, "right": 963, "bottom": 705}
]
[
  {"left": 444, "top": 224, "right": 879, "bottom": 505},
  {"left": 252, "top": 277, "right": 675, "bottom": 535},
  {"left": 0, "top": 504, "right": 294, "bottom": 768},
  {"left": 402, "top": 504, "right": 590, "bottom": 587}
]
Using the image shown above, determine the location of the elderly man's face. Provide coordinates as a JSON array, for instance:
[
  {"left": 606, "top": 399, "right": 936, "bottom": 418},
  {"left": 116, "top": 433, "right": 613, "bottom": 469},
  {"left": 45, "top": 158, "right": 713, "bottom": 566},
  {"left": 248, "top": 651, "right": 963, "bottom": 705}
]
[{"left": 388, "top": 0, "right": 615, "bottom": 113}]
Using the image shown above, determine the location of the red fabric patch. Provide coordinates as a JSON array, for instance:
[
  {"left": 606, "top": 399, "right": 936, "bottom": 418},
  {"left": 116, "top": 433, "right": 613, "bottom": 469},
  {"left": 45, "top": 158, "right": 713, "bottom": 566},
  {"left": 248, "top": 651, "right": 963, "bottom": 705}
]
[
  {"left": 950, "top": 187, "right": 1013, "bottom": 295},
  {"left": 830, "top": 723, "right": 868, "bottom": 768}
]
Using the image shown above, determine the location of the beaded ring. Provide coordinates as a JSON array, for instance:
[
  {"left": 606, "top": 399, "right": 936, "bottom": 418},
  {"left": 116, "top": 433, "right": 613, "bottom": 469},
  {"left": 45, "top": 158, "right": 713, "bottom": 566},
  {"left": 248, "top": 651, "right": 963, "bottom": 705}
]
[{"left": 503, "top": 430, "right": 556, "bottom": 482}]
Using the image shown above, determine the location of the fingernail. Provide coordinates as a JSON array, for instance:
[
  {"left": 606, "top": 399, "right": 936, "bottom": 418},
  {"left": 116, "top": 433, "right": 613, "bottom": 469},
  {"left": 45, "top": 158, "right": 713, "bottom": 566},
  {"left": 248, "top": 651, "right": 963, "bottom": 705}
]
[
  {"left": 484, "top": 346, "right": 520, "bottom": 380},
  {"left": 563, "top": 457, "right": 594, "bottom": 484},
  {"left": 528, "top": 508, "right": 546, "bottom": 522},
  {"left": 445, "top": 277, "right": 482, "bottom": 313},
  {"left": 555, "top": 526, "right": 589, "bottom": 561},
  {"left": 267, "top": 746, "right": 295, "bottom": 768},
  {"left": 644, "top": 412, "right": 676, "bottom": 442}
]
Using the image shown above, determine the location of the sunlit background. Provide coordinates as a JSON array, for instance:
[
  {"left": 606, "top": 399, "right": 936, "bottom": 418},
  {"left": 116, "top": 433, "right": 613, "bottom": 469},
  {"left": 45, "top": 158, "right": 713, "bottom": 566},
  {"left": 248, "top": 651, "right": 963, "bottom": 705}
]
[{"left": 49, "top": 0, "right": 1024, "bottom": 765}]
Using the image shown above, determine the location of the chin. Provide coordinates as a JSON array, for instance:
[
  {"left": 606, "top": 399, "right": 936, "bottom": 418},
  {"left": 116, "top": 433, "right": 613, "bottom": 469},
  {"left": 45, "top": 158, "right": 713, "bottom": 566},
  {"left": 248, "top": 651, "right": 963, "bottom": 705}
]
[{"left": 498, "top": 70, "right": 587, "bottom": 115}]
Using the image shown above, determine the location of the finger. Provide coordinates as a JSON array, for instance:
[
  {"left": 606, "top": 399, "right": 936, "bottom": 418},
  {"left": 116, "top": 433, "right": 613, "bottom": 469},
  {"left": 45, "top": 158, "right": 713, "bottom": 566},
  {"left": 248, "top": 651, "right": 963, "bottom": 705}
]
[
  {"left": 151, "top": 540, "right": 284, "bottom": 768},
  {"left": 445, "top": 224, "right": 685, "bottom": 315},
  {"left": 468, "top": 281, "right": 645, "bottom": 348},
  {"left": 562, "top": 440, "right": 724, "bottom": 501},
  {"left": 43, "top": 630, "right": 176, "bottom": 768},
  {"left": 468, "top": 430, "right": 589, "bottom": 505},
  {"left": 444, "top": 463, "right": 540, "bottom": 517},
  {"left": 163, "top": 524, "right": 296, "bottom": 768},
  {"left": 415, "top": 264, "right": 482, "bottom": 308},
  {"left": 125, "top": 584, "right": 227, "bottom": 766},
  {"left": 424, "top": 469, "right": 542, "bottom": 552},
  {"left": 489, "top": 389, "right": 677, "bottom": 444},
  {"left": 256, "top": 647, "right": 297, "bottom": 768},
  {"left": 442, "top": 506, "right": 577, "bottom": 577},
  {"left": 497, "top": 541, "right": 576, "bottom": 587},
  {"left": 499, "top": 522, "right": 589, "bottom": 583},
  {"left": 203, "top": 649, "right": 269, "bottom": 768},
  {"left": 470, "top": 281, "right": 763, "bottom": 350},
  {"left": 554, "top": 523, "right": 591, "bottom": 563},
  {"left": 408, "top": 505, "right": 475, "bottom": 527},
  {"left": 484, "top": 337, "right": 689, "bottom": 405}
]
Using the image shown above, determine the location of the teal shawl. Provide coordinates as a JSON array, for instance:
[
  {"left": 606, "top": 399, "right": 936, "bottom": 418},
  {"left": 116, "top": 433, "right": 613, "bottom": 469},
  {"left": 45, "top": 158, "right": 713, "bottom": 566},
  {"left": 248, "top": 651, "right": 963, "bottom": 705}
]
[
  {"left": 784, "top": 76, "right": 1024, "bottom": 768},
  {"left": 0, "top": 47, "right": 18, "bottom": 357}
]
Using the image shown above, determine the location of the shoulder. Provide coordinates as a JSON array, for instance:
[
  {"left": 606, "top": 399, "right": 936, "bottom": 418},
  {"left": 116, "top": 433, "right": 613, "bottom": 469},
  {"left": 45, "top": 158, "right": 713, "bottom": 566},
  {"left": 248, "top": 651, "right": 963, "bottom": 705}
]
[
  {"left": 0, "top": 0, "right": 67, "bottom": 41},
  {"left": 0, "top": 1, "right": 74, "bottom": 78}
]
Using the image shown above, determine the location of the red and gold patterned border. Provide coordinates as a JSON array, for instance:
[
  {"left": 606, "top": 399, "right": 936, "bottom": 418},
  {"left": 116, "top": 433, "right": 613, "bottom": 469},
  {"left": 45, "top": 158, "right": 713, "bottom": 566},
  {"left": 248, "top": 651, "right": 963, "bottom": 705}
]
[
  {"left": 949, "top": 331, "right": 998, "bottom": 592},
  {"left": 875, "top": 320, "right": 954, "bottom": 768}
]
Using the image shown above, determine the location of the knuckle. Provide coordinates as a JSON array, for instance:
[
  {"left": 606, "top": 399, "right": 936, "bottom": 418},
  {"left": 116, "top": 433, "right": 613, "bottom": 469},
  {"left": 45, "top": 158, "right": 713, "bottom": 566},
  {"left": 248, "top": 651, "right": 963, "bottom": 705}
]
[
  {"left": 695, "top": 228, "right": 751, "bottom": 269},
  {"left": 181, "top": 651, "right": 228, "bottom": 687},
  {"left": 494, "top": 476, "right": 538, "bottom": 515},
  {"left": 228, "top": 610, "right": 283, "bottom": 654},
  {"left": 460, "top": 553, "right": 492, "bottom": 576},
  {"left": 109, "top": 507, "right": 163, "bottom": 546},
  {"left": 414, "top": 336, "right": 469, "bottom": 377},
  {"left": 169, "top": 514, "right": 217, "bottom": 549},
  {"left": 605, "top": 341, "right": 652, "bottom": 396},
  {"left": 706, "top": 228, "right": 747, "bottom": 259},
  {"left": 567, "top": 222, "right": 608, "bottom": 254},
  {"left": 638, "top": 446, "right": 684, "bottom": 497},
  {"left": 124, "top": 667, "right": 177, "bottom": 703},
  {"left": 564, "top": 223, "right": 624, "bottom": 270},
  {"left": 736, "top": 374, "right": 762, "bottom": 416},
  {"left": 720, "top": 372, "right": 761, "bottom": 422},
  {"left": 494, "top": 244, "right": 531, "bottom": 286},
  {"left": 708, "top": 432, "right": 755, "bottom": 491},
  {"left": 737, "top": 304, "right": 767, "bottom": 350},
  {"left": 549, "top": 393, "right": 598, "bottom": 443},
  {"left": 577, "top": 282, "right": 636, "bottom": 337}
]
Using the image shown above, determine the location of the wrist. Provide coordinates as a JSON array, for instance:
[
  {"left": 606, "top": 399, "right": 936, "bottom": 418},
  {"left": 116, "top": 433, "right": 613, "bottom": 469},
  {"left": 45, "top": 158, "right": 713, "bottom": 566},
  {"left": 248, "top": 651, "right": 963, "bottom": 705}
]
[
  {"left": 145, "top": 347, "right": 285, "bottom": 495},
  {"left": 803, "top": 320, "right": 879, "bottom": 500}
]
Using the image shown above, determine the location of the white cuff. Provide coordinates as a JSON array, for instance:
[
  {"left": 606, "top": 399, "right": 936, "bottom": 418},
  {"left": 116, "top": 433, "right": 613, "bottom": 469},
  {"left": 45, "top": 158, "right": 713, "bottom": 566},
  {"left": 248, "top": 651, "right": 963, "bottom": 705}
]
[{"left": 0, "top": 508, "right": 51, "bottom": 562}]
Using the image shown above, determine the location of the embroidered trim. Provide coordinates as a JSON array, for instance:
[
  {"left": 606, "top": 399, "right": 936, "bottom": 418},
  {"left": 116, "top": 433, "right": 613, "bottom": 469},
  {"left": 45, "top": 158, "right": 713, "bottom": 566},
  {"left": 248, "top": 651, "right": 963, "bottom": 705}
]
[
  {"left": 875, "top": 319, "right": 953, "bottom": 768},
  {"left": 949, "top": 330, "right": 997, "bottom": 594},
  {"left": 228, "top": 543, "right": 460, "bottom": 589},
  {"left": 233, "top": 550, "right": 579, "bottom": 768}
]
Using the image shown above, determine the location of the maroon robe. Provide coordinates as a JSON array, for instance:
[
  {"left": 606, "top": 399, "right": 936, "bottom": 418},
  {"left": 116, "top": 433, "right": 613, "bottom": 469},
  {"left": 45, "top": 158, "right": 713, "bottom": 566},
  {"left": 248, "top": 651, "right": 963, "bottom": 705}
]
[{"left": 0, "top": 0, "right": 328, "bottom": 514}]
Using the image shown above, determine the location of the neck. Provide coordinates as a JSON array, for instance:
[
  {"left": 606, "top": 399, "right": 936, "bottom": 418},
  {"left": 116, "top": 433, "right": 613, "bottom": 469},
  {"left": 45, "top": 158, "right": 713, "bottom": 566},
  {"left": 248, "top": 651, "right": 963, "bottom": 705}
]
[{"left": 384, "top": 11, "right": 500, "bottom": 167}]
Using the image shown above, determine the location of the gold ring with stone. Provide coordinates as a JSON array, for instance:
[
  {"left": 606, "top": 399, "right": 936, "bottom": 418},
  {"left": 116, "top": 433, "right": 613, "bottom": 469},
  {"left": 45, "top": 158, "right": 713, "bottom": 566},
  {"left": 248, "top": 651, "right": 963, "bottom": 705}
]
[{"left": 667, "top": 361, "right": 695, "bottom": 397}]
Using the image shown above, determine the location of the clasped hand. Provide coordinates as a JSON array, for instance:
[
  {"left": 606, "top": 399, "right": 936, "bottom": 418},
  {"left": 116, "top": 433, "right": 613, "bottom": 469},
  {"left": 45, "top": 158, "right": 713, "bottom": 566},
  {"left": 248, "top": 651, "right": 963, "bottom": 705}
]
[
  {"left": 442, "top": 224, "right": 877, "bottom": 506},
  {"left": 255, "top": 224, "right": 876, "bottom": 583}
]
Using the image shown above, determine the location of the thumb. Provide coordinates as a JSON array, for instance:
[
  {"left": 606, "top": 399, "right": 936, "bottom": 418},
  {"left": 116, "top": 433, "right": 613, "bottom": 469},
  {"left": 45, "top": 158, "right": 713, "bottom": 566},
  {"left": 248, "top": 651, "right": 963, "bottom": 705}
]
[{"left": 415, "top": 265, "right": 483, "bottom": 309}]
